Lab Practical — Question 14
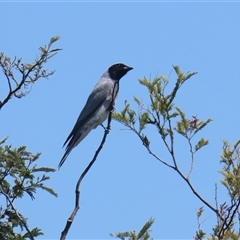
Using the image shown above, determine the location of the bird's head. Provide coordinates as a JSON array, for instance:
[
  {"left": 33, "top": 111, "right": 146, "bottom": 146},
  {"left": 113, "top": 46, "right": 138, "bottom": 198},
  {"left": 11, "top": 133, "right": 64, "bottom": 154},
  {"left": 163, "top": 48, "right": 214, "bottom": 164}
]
[{"left": 108, "top": 63, "right": 133, "bottom": 81}]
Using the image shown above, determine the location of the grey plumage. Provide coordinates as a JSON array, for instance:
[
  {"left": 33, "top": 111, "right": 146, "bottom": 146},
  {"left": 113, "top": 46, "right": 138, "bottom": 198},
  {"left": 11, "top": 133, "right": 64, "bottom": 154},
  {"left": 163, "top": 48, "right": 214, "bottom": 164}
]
[{"left": 58, "top": 63, "right": 133, "bottom": 169}]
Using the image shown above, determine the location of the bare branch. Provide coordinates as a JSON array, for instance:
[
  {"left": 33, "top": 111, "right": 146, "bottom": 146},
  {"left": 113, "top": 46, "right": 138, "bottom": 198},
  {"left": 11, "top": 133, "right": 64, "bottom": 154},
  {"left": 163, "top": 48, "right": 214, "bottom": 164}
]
[
  {"left": 122, "top": 122, "right": 175, "bottom": 170},
  {"left": 176, "top": 168, "right": 220, "bottom": 217},
  {"left": 187, "top": 137, "right": 195, "bottom": 180}
]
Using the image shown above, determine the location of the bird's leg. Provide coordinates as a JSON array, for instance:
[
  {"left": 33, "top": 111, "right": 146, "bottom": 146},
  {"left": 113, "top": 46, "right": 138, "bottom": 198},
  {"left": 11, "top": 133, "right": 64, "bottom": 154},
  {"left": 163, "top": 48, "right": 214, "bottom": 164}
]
[
  {"left": 101, "top": 105, "right": 115, "bottom": 132},
  {"left": 111, "top": 105, "right": 115, "bottom": 112}
]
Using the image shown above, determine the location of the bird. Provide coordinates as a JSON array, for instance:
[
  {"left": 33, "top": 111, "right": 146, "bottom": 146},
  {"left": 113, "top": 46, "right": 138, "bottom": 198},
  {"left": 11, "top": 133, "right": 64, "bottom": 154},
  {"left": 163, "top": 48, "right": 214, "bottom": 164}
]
[{"left": 58, "top": 63, "right": 133, "bottom": 169}]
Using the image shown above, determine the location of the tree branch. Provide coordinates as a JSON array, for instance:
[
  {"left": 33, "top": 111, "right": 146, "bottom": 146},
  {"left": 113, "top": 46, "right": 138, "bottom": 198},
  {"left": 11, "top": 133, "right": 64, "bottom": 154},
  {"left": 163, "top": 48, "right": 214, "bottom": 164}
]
[
  {"left": 60, "top": 82, "right": 118, "bottom": 240},
  {"left": 215, "top": 183, "right": 221, "bottom": 226},
  {"left": 175, "top": 167, "right": 220, "bottom": 217},
  {"left": 0, "top": 185, "right": 34, "bottom": 240},
  {"left": 0, "top": 36, "right": 60, "bottom": 110},
  {"left": 187, "top": 137, "right": 195, "bottom": 180},
  {"left": 218, "top": 200, "right": 240, "bottom": 238},
  {"left": 162, "top": 111, "right": 220, "bottom": 218},
  {"left": 120, "top": 123, "right": 175, "bottom": 170}
]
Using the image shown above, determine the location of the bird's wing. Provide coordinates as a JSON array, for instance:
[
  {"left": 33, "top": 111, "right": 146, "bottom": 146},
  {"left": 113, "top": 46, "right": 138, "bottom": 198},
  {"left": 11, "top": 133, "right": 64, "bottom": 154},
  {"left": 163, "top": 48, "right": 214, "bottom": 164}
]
[{"left": 63, "top": 78, "right": 114, "bottom": 147}]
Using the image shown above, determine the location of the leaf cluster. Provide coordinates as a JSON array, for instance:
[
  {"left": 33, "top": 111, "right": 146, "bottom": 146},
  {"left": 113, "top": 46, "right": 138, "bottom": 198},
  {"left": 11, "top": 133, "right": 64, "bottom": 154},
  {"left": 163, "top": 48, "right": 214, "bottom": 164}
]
[
  {"left": 110, "top": 218, "right": 154, "bottom": 240},
  {"left": 0, "top": 35, "right": 59, "bottom": 240},
  {"left": 113, "top": 65, "right": 240, "bottom": 239},
  {"left": 113, "top": 66, "right": 211, "bottom": 162},
  {"left": 0, "top": 137, "right": 57, "bottom": 240},
  {"left": 0, "top": 36, "right": 61, "bottom": 110}
]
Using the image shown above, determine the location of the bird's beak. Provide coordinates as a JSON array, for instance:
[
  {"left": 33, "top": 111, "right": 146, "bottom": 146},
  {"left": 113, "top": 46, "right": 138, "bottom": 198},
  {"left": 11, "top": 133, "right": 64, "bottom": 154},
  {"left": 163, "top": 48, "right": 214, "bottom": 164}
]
[{"left": 125, "top": 66, "right": 133, "bottom": 71}]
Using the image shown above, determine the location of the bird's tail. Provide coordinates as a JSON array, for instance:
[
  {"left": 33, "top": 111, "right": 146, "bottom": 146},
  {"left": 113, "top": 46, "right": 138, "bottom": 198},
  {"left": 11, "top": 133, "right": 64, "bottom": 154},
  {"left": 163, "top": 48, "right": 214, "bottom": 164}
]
[
  {"left": 58, "top": 131, "right": 84, "bottom": 169},
  {"left": 58, "top": 146, "right": 73, "bottom": 169},
  {"left": 59, "top": 126, "right": 88, "bottom": 169}
]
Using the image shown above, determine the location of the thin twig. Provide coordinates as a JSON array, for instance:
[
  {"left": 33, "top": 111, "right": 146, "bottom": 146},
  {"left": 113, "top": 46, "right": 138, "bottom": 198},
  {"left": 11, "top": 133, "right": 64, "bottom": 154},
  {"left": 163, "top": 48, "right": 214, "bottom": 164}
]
[
  {"left": 0, "top": 185, "right": 34, "bottom": 240},
  {"left": 120, "top": 123, "right": 175, "bottom": 169},
  {"left": 187, "top": 137, "right": 195, "bottom": 180},
  {"left": 167, "top": 118, "right": 174, "bottom": 155},
  {"left": 176, "top": 166, "right": 220, "bottom": 217},
  {"left": 118, "top": 112, "right": 219, "bottom": 216},
  {"left": 215, "top": 183, "right": 220, "bottom": 226},
  {"left": 195, "top": 231, "right": 203, "bottom": 240},
  {"left": 218, "top": 203, "right": 234, "bottom": 237},
  {"left": 3, "top": 69, "right": 12, "bottom": 93},
  {"left": 164, "top": 113, "right": 220, "bottom": 218},
  {"left": 142, "top": 137, "right": 175, "bottom": 169},
  {"left": 1, "top": 62, "right": 35, "bottom": 109},
  {"left": 218, "top": 200, "right": 240, "bottom": 238},
  {"left": 60, "top": 82, "right": 118, "bottom": 240},
  {"left": 0, "top": 41, "right": 58, "bottom": 110}
]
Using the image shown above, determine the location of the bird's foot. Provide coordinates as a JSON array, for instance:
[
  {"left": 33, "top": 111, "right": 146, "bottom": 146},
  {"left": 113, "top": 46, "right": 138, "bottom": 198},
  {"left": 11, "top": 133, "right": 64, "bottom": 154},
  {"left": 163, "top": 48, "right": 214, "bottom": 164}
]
[{"left": 101, "top": 124, "right": 111, "bottom": 133}]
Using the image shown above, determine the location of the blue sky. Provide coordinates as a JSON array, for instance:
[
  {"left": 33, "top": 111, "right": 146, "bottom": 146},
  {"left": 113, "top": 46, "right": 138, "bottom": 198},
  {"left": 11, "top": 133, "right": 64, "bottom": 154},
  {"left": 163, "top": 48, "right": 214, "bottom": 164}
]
[{"left": 1, "top": 2, "right": 240, "bottom": 240}]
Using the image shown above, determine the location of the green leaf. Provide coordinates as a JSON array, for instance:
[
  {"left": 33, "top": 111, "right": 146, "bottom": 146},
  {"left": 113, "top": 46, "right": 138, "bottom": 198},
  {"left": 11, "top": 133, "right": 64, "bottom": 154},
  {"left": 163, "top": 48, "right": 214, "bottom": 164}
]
[
  {"left": 127, "top": 108, "right": 136, "bottom": 125},
  {"left": 39, "top": 46, "right": 47, "bottom": 54},
  {"left": 195, "top": 138, "right": 209, "bottom": 151},
  {"left": 24, "top": 63, "right": 33, "bottom": 69},
  {"left": 139, "top": 77, "right": 152, "bottom": 89},
  {"left": 24, "top": 227, "right": 44, "bottom": 238},
  {"left": 196, "top": 206, "right": 204, "bottom": 217},
  {"left": 168, "top": 112, "right": 179, "bottom": 119},
  {"left": 197, "top": 229, "right": 206, "bottom": 238},
  {"left": 49, "top": 48, "right": 62, "bottom": 53},
  {"left": 176, "top": 107, "right": 188, "bottom": 130},
  {"left": 133, "top": 95, "right": 141, "bottom": 105},
  {"left": 0, "top": 136, "right": 8, "bottom": 145},
  {"left": 37, "top": 184, "right": 58, "bottom": 197},
  {"left": 137, "top": 218, "right": 154, "bottom": 239},
  {"left": 174, "top": 107, "right": 188, "bottom": 137},
  {"left": 193, "top": 118, "right": 213, "bottom": 135},
  {"left": 32, "top": 167, "right": 55, "bottom": 173},
  {"left": 139, "top": 112, "right": 149, "bottom": 132},
  {"left": 50, "top": 35, "right": 60, "bottom": 44}
]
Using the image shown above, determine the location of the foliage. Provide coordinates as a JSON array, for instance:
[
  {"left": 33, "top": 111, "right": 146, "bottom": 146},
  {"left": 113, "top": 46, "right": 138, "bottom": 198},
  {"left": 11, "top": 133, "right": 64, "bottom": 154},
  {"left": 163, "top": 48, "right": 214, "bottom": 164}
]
[
  {"left": 0, "top": 35, "right": 61, "bottom": 110},
  {"left": 195, "top": 140, "right": 240, "bottom": 240},
  {"left": 0, "top": 137, "right": 57, "bottom": 240},
  {"left": 0, "top": 37, "right": 59, "bottom": 239},
  {"left": 110, "top": 218, "right": 154, "bottom": 240},
  {"left": 2, "top": 34, "right": 239, "bottom": 238},
  {"left": 113, "top": 66, "right": 240, "bottom": 239}
]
